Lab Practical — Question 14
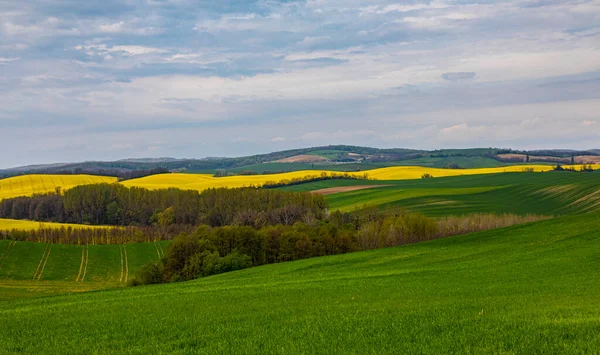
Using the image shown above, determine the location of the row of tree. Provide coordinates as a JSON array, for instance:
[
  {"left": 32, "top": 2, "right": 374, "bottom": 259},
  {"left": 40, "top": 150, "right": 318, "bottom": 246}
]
[
  {"left": 0, "top": 184, "right": 327, "bottom": 227},
  {"left": 554, "top": 164, "right": 596, "bottom": 172},
  {"left": 0, "top": 224, "right": 195, "bottom": 244}
]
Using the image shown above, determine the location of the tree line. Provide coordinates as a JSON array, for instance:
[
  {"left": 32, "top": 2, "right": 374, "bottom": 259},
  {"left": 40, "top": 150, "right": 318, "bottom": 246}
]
[
  {"left": 262, "top": 172, "right": 369, "bottom": 188},
  {"left": 0, "top": 183, "right": 327, "bottom": 227}
]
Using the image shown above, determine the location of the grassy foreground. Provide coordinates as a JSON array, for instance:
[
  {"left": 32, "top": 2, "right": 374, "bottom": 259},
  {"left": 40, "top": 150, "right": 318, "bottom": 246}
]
[{"left": 1, "top": 213, "right": 599, "bottom": 353}]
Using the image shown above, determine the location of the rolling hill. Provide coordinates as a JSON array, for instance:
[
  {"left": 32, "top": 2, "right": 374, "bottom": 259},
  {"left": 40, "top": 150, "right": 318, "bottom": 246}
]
[
  {"left": 282, "top": 171, "right": 600, "bottom": 215},
  {"left": 120, "top": 165, "right": 556, "bottom": 193},
  {"left": 0, "top": 213, "right": 598, "bottom": 353},
  {"left": 3, "top": 145, "right": 598, "bottom": 178}
]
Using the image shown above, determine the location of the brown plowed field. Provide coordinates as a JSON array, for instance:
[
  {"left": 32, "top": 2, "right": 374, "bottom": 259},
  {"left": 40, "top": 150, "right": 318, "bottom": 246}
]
[
  {"left": 311, "top": 185, "right": 386, "bottom": 195},
  {"left": 496, "top": 154, "right": 600, "bottom": 164},
  {"left": 274, "top": 154, "right": 328, "bottom": 163}
]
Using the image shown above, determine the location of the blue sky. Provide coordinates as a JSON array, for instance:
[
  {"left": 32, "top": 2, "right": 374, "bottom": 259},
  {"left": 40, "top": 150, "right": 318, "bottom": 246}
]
[{"left": 1, "top": 0, "right": 599, "bottom": 168}]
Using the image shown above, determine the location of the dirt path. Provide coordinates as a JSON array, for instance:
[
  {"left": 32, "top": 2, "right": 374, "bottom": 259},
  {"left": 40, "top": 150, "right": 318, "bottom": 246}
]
[
  {"left": 0, "top": 241, "right": 16, "bottom": 272},
  {"left": 123, "top": 244, "right": 129, "bottom": 283},
  {"left": 153, "top": 242, "right": 162, "bottom": 258},
  {"left": 33, "top": 243, "right": 50, "bottom": 280},
  {"left": 36, "top": 244, "right": 53, "bottom": 280},
  {"left": 76, "top": 245, "right": 89, "bottom": 282},
  {"left": 81, "top": 245, "right": 89, "bottom": 282},
  {"left": 310, "top": 185, "right": 387, "bottom": 195},
  {"left": 75, "top": 245, "right": 85, "bottom": 282},
  {"left": 119, "top": 245, "right": 124, "bottom": 283}
]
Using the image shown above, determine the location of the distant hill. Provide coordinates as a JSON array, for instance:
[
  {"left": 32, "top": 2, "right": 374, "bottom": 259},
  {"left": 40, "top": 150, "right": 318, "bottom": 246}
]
[{"left": 1, "top": 145, "right": 598, "bottom": 179}]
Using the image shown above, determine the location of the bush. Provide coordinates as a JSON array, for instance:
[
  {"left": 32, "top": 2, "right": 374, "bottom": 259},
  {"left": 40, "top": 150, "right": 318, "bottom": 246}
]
[{"left": 129, "top": 261, "right": 165, "bottom": 286}]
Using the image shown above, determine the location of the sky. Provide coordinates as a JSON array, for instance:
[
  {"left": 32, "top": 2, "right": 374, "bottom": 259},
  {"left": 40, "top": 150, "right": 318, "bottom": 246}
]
[{"left": 1, "top": 0, "right": 599, "bottom": 168}]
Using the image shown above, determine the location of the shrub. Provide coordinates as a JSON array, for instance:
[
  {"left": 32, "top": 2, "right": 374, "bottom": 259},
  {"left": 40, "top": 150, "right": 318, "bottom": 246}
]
[{"left": 129, "top": 261, "right": 165, "bottom": 286}]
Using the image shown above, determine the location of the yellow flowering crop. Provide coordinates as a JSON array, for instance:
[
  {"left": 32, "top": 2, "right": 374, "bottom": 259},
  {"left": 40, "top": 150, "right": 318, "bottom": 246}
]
[{"left": 0, "top": 174, "right": 118, "bottom": 200}]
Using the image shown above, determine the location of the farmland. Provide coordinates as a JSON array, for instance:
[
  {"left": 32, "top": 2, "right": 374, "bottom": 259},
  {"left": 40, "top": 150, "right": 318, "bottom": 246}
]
[
  {"left": 0, "top": 174, "right": 117, "bottom": 200},
  {"left": 1, "top": 165, "right": 597, "bottom": 201},
  {"left": 0, "top": 218, "right": 108, "bottom": 231},
  {"left": 121, "top": 165, "right": 557, "bottom": 193},
  {"left": 0, "top": 239, "right": 168, "bottom": 300},
  {"left": 0, "top": 213, "right": 599, "bottom": 353},
  {"left": 282, "top": 171, "right": 600, "bottom": 215}
]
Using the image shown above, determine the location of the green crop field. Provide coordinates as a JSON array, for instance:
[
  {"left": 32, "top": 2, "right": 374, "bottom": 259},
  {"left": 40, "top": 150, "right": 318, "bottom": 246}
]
[
  {"left": 280, "top": 172, "right": 600, "bottom": 216},
  {"left": 0, "top": 240, "right": 169, "bottom": 300},
  {"left": 0, "top": 214, "right": 599, "bottom": 353}
]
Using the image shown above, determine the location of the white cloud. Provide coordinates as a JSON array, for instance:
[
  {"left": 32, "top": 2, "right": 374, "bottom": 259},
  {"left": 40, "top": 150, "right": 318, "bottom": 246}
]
[
  {"left": 97, "top": 22, "right": 125, "bottom": 33},
  {"left": 75, "top": 44, "right": 167, "bottom": 56},
  {"left": 0, "top": 57, "right": 19, "bottom": 63},
  {"left": 271, "top": 136, "right": 286, "bottom": 142},
  {"left": 360, "top": 2, "right": 450, "bottom": 15}
]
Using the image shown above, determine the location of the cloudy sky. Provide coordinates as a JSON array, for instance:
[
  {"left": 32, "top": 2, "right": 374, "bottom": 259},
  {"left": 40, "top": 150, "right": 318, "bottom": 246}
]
[{"left": 1, "top": 0, "right": 599, "bottom": 168}]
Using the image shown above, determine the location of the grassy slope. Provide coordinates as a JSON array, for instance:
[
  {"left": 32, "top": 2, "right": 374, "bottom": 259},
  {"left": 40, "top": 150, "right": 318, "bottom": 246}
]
[
  {"left": 281, "top": 172, "right": 600, "bottom": 215},
  {"left": 1, "top": 214, "right": 599, "bottom": 353},
  {"left": 0, "top": 240, "right": 168, "bottom": 300}
]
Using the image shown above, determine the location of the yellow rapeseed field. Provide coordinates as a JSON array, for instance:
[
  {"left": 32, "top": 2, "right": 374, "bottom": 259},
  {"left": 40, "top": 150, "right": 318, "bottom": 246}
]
[
  {"left": 121, "top": 165, "right": 571, "bottom": 192},
  {"left": 0, "top": 218, "right": 107, "bottom": 231},
  {"left": 121, "top": 170, "right": 339, "bottom": 191},
  {"left": 1, "top": 165, "right": 597, "bottom": 200},
  {"left": 0, "top": 174, "right": 118, "bottom": 200},
  {"left": 364, "top": 165, "right": 555, "bottom": 180}
]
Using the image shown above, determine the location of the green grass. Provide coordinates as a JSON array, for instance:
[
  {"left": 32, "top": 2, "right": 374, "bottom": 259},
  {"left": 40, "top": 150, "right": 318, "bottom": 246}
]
[
  {"left": 0, "top": 214, "right": 599, "bottom": 353},
  {"left": 0, "top": 241, "right": 167, "bottom": 299},
  {"left": 281, "top": 172, "right": 600, "bottom": 216}
]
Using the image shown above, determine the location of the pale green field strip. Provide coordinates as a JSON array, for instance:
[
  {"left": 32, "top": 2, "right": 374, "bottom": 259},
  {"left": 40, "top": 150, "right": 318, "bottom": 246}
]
[{"left": 328, "top": 186, "right": 504, "bottom": 212}]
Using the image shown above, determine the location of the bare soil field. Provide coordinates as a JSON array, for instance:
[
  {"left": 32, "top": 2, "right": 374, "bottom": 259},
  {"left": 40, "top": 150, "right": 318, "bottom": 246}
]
[
  {"left": 496, "top": 154, "right": 600, "bottom": 164},
  {"left": 310, "top": 185, "right": 386, "bottom": 195},
  {"left": 576, "top": 155, "right": 600, "bottom": 164},
  {"left": 274, "top": 155, "right": 328, "bottom": 163}
]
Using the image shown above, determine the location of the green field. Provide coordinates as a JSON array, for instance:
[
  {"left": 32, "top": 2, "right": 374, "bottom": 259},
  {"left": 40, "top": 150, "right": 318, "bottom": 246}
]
[
  {"left": 280, "top": 172, "right": 600, "bottom": 215},
  {"left": 0, "top": 240, "right": 169, "bottom": 300},
  {"left": 0, "top": 214, "right": 599, "bottom": 353}
]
